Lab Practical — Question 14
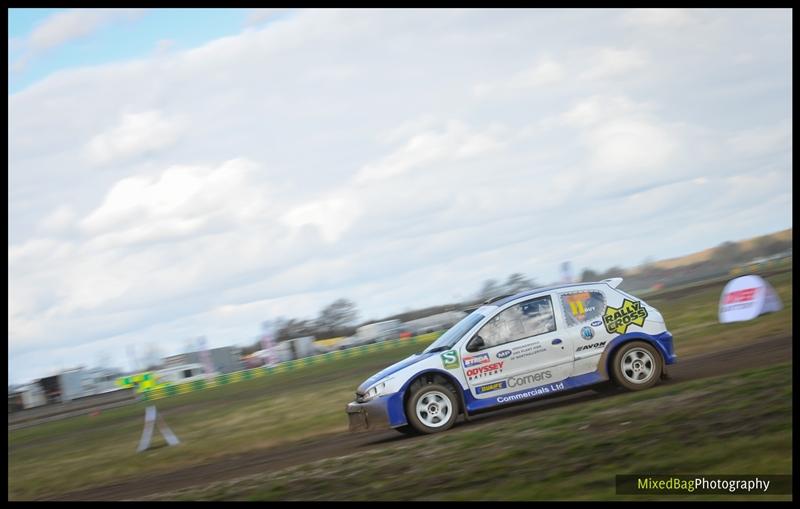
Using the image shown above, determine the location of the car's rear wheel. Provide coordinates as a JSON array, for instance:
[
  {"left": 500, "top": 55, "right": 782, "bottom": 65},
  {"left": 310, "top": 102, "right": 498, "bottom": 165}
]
[
  {"left": 611, "top": 341, "right": 663, "bottom": 391},
  {"left": 405, "top": 381, "right": 458, "bottom": 434}
]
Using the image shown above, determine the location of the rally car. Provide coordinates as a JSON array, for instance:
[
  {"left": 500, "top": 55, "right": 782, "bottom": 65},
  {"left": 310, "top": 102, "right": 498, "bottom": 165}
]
[{"left": 346, "top": 278, "right": 676, "bottom": 434}]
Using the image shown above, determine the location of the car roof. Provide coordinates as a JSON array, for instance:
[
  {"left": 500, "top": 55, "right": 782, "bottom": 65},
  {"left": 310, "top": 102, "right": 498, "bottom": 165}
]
[{"left": 489, "top": 280, "right": 620, "bottom": 308}]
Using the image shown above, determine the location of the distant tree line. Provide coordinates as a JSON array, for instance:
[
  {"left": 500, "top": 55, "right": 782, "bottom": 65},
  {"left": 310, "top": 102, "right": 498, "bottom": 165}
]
[
  {"left": 240, "top": 230, "right": 790, "bottom": 355},
  {"left": 577, "top": 231, "right": 792, "bottom": 292}
]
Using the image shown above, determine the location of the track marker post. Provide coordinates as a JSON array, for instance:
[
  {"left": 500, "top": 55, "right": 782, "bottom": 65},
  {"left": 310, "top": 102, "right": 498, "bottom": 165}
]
[{"left": 137, "top": 405, "right": 180, "bottom": 453}]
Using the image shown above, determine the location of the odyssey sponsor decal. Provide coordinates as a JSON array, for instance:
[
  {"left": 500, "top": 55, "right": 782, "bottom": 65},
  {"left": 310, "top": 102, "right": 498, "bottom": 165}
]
[
  {"left": 463, "top": 353, "right": 490, "bottom": 368},
  {"left": 466, "top": 361, "right": 504, "bottom": 380},
  {"left": 603, "top": 299, "right": 648, "bottom": 335},
  {"left": 496, "top": 349, "right": 512, "bottom": 359},
  {"left": 496, "top": 381, "right": 566, "bottom": 403},
  {"left": 440, "top": 350, "right": 459, "bottom": 370},
  {"left": 506, "top": 370, "right": 552, "bottom": 389},
  {"left": 476, "top": 381, "right": 507, "bottom": 394},
  {"left": 577, "top": 341, "right": 606, "bottom": 352},
  {"left": 591, "top": 320, "right": 602, "bottom": 327},
  {"left": 580, "top": 326, "right": 594, "bottom": 340}
]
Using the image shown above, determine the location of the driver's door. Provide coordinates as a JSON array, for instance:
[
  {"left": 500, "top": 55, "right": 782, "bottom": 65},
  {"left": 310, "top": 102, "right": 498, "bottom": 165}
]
[{"left": 459, "top": 294, "right": 573, "bottom": 399}]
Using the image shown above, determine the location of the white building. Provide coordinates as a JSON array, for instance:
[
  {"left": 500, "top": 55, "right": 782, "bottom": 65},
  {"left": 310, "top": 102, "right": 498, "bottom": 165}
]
[{"left": 155, "top": 363, "right": 209, "bottom": 384}]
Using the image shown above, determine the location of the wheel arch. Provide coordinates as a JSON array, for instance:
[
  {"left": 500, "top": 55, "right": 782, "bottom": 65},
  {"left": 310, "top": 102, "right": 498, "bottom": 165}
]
[
  {"left": 599, "top": 332, "right": 669, "bottom": 380},
  {"left": 399, "top": 369, "right": 469, "bottom": 421}
]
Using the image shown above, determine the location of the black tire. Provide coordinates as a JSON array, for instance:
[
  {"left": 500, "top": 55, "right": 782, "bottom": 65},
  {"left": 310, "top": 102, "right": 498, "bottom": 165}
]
[
  {"left": 405, "top": 380, "right": 459, "bottom": 434},
  {"left": 611, "top": 341, "right": 663, "bottom": 391}
]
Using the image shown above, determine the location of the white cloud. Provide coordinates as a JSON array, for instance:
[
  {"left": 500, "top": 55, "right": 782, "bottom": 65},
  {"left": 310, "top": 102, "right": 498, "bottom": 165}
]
[
  {"left": 84, "top": 110, "right": 183, "bottom": 165},
  {"left": 728, "top": 121, "right": 792, "bottom": 157},
  {"left": 282, "top": 194, "right": 362, "bottom": 243},
  {"left": 38, "top": 205, "right": 77, "bottom": 233},
  {"left": 80, "top": 158, "right": 266, "bottom": 243},
  {"left": 245, "top": 8, "right": 292, "bottom": 26},
  {"left": 579, "top": 47, "right": 648, "bottom": 81},
  {"left": 474, "top": 56, "right": 564, "bottom": 96},
  {"left": 355, "top": 121, "right": 506, "bottom": 183},
  {"left": 623, "top": 8, "right": 698, "bottom": 28}
]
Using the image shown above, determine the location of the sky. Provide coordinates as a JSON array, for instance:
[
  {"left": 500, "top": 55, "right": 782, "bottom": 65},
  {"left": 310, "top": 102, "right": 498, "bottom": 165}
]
[{"left": 8, "top": 8, "right": 792, "bottom": 384}]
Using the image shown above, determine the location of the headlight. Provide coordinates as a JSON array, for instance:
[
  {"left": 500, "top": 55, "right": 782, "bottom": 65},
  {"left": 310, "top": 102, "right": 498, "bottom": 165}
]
[{"left": 363, "top": 379, "right": 393, "bottom": 401}]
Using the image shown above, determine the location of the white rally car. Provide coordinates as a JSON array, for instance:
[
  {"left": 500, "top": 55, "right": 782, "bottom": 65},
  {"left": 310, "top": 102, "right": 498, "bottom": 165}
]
[{"left": 346, "top": 278, "right": 676, "bottom": 434}]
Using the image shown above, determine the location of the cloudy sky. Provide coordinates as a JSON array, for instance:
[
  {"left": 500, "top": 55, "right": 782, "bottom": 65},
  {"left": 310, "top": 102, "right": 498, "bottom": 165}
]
[{"left": 8, "top": 8, "right": 792, "bottom": 384}]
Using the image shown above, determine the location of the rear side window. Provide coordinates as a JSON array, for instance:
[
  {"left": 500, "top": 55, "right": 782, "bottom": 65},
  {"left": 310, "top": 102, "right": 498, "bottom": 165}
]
[{"left": 560, "top": 290, "right": 606, "bottom": 327}]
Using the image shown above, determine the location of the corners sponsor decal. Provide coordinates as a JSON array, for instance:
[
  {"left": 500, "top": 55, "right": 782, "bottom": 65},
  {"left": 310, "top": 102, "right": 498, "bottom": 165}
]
[
  {"left": 507, "top": 370, "right": 552, "bottom": 389},
  {"left": 496, "top": 349, "right": 512, "bottom": 359},
  {"left": 466, "top": 361, "right": 504, "bottom": 380},
  {"left": 463, "top": 353, "right": 490, "bottom": 368},
  {"left": 476, "top": 381, "right": 507, "bottom": 394},
  {"left": 603, "top": 298, "right": 648, "bottom": 335},
  {"left": 580, "top": 326, "right": 594, "bottom": 340},
  {"left": 441, "top": 350, "right": 459, "bottom": 370}
]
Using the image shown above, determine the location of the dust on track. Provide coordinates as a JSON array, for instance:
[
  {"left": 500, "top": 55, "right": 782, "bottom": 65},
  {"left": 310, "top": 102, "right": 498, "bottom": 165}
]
[{"left": 49, "top": 333, "right": 792, "bottom": 501}]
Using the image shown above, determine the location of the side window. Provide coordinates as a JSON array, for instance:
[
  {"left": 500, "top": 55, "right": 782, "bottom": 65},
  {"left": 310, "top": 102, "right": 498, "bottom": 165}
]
[
  {"left": 560, "top": 290, "right": 606, "bottom": 327},
  {"left": 472, "top": 296, "right": 556, "bottom": 350}
]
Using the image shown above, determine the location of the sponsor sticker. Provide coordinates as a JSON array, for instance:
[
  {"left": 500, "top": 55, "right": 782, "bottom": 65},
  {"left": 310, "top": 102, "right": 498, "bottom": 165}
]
[
  {"left": 463, "top": 353, "right": 490, "bottom": 368},
  {"left": 496, "top": 349, "right": 512, "bottom": 359},
  {"left": 506, "top": 370, "right": 552, "bottom": 389},
  {"left": 496, "top": 381, "right": 566, "bottom": 403},
  {"left": 476, "top": 381, "right": 507, "bottom": 394},
  {"left": 440, "top": 350, "right": 459, "bottom": 370},
  {"left": 565, "top": 292, "right": 596, "bottom": 322},
  {"left": 723, "top": 288, "right": 758, "bottom": 305},
  {"left": 591, "top": 320, "right": 602, "bottom": 327},
  {"left": 580, "top": 326, "right": 594, "bottom": 340},
  {"left": 508, "top": 342, "right": 546, "bottom": 360},
  {"left": 466, "top": 361, "right": 504, "bottom": 380},
  {"left": 577, "top": 341, "right": 606, "bottom": 352},
  {"left": 603, "top": 298, "right": 648, "bottom": 335}
]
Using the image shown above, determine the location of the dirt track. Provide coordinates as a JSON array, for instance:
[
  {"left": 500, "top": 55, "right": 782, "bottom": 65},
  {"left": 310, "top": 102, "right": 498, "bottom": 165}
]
[{"left": 51, "top": 333, "right": 792, "bottom": 501}]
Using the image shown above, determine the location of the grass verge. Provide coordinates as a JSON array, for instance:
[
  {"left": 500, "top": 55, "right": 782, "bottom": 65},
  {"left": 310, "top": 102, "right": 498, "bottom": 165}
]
[{"left": 145, "top": 362, "right": 792, "bottom": 501}]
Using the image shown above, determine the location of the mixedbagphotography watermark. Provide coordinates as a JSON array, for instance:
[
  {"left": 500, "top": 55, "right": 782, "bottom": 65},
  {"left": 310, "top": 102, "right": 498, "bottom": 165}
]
[{"left": 616, "top": 475, "right": 792, "bottom": 495}]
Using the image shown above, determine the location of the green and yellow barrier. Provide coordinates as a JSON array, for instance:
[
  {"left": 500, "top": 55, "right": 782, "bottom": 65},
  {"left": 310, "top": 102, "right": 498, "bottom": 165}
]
[{"left": 127, "top": 332, "right": 442, "bottom": 401}]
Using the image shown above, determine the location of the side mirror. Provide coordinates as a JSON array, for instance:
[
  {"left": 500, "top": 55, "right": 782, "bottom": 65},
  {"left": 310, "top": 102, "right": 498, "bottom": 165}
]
[{"left": 468, "top": 335, "right": 485, "bottom": 352}]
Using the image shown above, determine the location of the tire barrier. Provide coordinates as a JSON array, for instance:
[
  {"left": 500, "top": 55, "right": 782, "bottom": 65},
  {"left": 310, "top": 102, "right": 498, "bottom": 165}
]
[{"left": 125, "top": 332, "right": 443, "bottom": 402}]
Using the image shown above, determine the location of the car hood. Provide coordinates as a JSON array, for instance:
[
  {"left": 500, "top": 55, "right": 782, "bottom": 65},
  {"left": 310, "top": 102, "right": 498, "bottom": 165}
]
[{"left": 357, "top": 351, "right": 437, "bottom": 393}]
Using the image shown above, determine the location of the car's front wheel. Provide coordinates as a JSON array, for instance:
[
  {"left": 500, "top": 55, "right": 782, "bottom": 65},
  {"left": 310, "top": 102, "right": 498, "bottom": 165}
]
[
  {"left": 405, "top": 380, "right": 458, "bottom": 434},
  {"left": 611, "top": 341, "right": 663, "bottom": 391}
]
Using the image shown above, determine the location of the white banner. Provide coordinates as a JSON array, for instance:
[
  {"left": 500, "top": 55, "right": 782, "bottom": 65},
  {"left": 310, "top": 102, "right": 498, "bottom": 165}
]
[{"left": 719, "top": 275, "right": 783, "bottom": 323}]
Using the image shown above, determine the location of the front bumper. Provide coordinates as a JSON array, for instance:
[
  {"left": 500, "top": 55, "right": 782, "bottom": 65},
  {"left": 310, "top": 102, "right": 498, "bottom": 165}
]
[{"left": 346, "top": 397, "right": 392, "bottom": 432}]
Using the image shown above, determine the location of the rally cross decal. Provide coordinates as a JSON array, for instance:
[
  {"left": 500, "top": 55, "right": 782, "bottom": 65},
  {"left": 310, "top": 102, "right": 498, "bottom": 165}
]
[{"left": 602, "top": 298, "right": 648, "bottom": 335}]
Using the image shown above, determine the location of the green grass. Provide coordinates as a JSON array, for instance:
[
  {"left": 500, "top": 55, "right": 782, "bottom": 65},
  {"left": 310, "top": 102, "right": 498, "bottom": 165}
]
[
  {"left": 9, "top": 341, "right": 435, "bottom": 500},
  {"left": 8, "top": 268, "right": 793, "bottom": 500},
  {"left": 148, "top": 363, "right": 792, "bottom": 501}
]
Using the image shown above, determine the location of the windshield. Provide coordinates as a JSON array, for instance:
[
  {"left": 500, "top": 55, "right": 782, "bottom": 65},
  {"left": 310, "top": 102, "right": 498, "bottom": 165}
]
[{"left": 423, "top": 309, "right": 487, "bottom": 353}]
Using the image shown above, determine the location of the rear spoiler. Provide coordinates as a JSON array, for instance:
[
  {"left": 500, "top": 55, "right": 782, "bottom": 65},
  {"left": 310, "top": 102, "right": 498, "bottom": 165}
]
[{"left": 602, "top": 277, "right": 623, "bottom": 288}]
